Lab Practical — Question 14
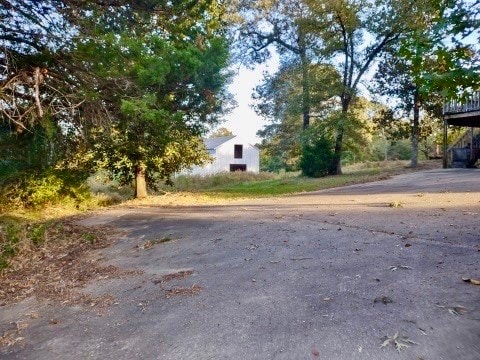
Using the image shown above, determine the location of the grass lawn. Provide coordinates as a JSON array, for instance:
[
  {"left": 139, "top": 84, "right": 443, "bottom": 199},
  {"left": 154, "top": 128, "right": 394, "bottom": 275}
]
[{"left": 167, "top": 160, "right": 440, "bottom": 199}]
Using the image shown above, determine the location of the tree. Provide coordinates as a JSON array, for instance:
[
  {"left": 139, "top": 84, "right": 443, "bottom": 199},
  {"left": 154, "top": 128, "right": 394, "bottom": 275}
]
[
  {"left": 403, "top": 0, "right": 480, "bottom": 97},
  {"left": 210, "top": 127, "right": 234, "bottom": 138},
  {"left": 373, "top": 0, "right": 479, "bottom": 167},
  {"left": 233, "top": 0, "right": 323, "bottom": 129},
  {"left": 254, "top": 61, "right": 341, "bottom": 171},
  {"left": 305, "top": 0, "right": 412, "bottom": 174},
  {"left": 373, "top": 51, "right": 442, "bottom": 167},
  {"left": 83, "top": 1, "right": 232, "bottom": 197},
  {"left": 0, "top": 1, "right": 232, "bottom": 200}
]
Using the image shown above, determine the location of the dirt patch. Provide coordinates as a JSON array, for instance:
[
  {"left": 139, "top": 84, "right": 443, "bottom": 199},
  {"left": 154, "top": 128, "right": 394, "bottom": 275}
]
[
  {"left": 152, "top": 270, "right": 202, "bottom": 298},
  {"left": 165, "top": 284, "right": 203, "bottom": 298},
  {"left": 0, "top": 320, "right": 28, "bottom": 348},
  {"left": 136, "top": 237, "right": 174, "bottom": 250},
  {"left": 0, "top": 221, "right": 142, "bottom": 307},
  {"left": 153, "top": 270, "right": 194, "bottom": 285}
]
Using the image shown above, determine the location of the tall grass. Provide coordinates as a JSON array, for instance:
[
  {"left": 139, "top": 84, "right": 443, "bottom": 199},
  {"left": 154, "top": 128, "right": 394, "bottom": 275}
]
[
  {"left": 172, "top": 171, "right": 278, "bottom": 191},
  {"left": 164, "top": 160, "right": 438, "bottom": 198}
]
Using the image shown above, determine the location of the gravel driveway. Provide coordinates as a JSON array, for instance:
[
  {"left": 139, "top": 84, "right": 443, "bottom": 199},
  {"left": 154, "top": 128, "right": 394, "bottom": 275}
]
[{"left": 1, "top": 168, "right": 479, "bottom": 360}]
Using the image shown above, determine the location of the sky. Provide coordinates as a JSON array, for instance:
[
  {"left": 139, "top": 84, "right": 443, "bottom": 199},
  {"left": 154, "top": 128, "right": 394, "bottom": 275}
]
[{"left": 219, "top": 55, "right": 279, "bottom": 145}]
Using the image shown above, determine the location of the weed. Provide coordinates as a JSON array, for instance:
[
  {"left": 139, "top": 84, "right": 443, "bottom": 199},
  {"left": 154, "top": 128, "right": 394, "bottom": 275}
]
[
  {"left": 29, "top": 223, "right": 47, "bottom": 245},
  {"left": 0, "top": 222, "right": 22, "bottom": 271},
  {"left": 389, "top": 200, "right": 403, "bottom": 208},
  {"left": 82, "top": 233, "right": 97, "bottom": 245}
]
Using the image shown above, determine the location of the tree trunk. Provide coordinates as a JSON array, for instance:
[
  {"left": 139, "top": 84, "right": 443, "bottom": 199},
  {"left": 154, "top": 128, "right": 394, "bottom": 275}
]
[
  {"left": 411, "top": 88, "right": 420, "bottom": 168},
  {"left": 135, "top": 163, "right": 148, "bottom": 198},
  {"left": 299, "top": 34, "right": 310, "bottom": 130},
  {"left": 331, "top": 98, "right": 350, "bottom": 175},
  {"left": 332, "top": 128, "right": 344, "bottom": 175}
]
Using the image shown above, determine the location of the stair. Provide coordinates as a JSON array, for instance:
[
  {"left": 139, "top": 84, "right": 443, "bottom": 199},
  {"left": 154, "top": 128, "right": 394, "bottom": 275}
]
[{"left": 447, "top": 129, "right": 480, "bottom": 168}]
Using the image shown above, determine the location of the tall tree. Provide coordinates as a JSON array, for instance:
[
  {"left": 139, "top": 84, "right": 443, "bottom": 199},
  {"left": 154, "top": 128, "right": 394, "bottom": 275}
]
[
  {"left": 374, "top": 0, "right": 479, "bottom": 167},
  {"left": 0, "top": 1, "right": 232, "bottom": 199},
  {"left": 373, "top": 51, "right": 443, "bottom": 167},
  {"left": 233, "top": 0, "right": 322, "bottom": 129},
  {"left": 305, "top": 0, "right": 409, "bottom": 174},
  {"left": 254, "top": 61, "right": 341, "bottom": 170},
  {"left": 82, "top": 1, "right": 232, "bottom": 197}
]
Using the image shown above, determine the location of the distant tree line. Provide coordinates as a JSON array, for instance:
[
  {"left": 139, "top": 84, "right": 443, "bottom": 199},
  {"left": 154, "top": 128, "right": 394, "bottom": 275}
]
[{"left": 231, "top": 0, "right": 480, "bottom": 175}]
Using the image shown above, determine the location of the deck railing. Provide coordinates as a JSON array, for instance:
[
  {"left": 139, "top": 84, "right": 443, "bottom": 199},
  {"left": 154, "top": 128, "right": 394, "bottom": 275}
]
[
  {"left": 446, "top": 128, "right": 480, "bottom": 167},
  {"left": 443, "top": 91, "right": 480, "bottom": 114}
]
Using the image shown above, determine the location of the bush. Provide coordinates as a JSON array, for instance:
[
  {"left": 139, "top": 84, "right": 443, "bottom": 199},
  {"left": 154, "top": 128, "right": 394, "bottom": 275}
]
[
  {"left": 300, "top": 135, "right": 336, "bottom": 178},
  {"left": 0, "top": 169, "right": 90, "bottom": 210}
]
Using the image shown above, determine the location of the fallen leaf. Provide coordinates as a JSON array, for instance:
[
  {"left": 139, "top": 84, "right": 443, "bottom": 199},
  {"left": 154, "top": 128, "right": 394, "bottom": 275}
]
[
  {"left": 461, "top": 277, "right": 480, "bottom": 285},
  {"left": 374, "top": 296, "right": 393, "bottom": 305},
  {"left": 390, "top": 265, "right": 414, "bottom": 271},
  {"left": 448, "top": 306, "right": 468, "bottom": 315},
  {"left": 380, "top": 332, "right": 417, "bottom": 352}
]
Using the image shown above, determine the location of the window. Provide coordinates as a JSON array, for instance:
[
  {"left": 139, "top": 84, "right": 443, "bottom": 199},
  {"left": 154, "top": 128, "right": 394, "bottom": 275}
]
[
  {"left": 234, "top": 144, "right": 243, "bottom": 159},
  {"left": 230, "top": 164, "right": 246, "bottom": 172}
]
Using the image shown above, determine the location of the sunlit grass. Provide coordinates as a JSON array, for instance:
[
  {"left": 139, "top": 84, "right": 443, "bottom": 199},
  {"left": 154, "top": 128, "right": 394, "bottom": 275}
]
[{"left": 165, "top": 160, "right": 435, "bottom": 199}]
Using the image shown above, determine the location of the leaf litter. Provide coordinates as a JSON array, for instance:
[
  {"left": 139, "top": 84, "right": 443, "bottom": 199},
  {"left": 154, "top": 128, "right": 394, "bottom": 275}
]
[
  {"left": 381, "top": 332, "right": 417, "bottom": 352},
  {"left": 136, "top": 236, "right": 174, "bottom": 250},
  {"left": 0, "top": 320, "right": 28, "bottom": 348},
  {"left": 152, "top": 270, "right": 202, "bottom": 298},
  {"left": 0, "top": 221, "right": 142, "bottom": 308}
]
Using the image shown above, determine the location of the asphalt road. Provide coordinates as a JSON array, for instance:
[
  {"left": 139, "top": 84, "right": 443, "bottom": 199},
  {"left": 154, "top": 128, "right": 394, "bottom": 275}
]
[{"left": 1, "top": 168, "right": 480, "bottom": 359}]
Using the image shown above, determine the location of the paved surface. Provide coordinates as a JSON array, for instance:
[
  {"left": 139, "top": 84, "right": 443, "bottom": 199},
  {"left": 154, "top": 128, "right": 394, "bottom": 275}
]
[{"left": 1, "top": 168, "right": 480, "bottom": 359}]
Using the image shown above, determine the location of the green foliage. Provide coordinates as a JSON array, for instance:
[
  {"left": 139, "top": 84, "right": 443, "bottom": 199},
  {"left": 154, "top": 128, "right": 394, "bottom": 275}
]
[
  {"left": 1, "top": 1, "right": 232, "bottom": 203},
  {"left": 396, "top": 0, "right": 480, "bottom": 98},
  {"left": 170, "top": 160, "right": 426, "bottom": 198},
  {"left": 83, "top": 5, "right": 232, "bottom": 195},
  {"left": 389, "top": 139, "right": 413, "bottom": 161},
  {"left": 0, "top": 217, "right": 53, "bottom": 270},
  {"left": 255, "top": 62, "right": 342, "bottom": 172},
  {"left": 300, "top": 128, "right": 336, "bottom": 178},
  {"left": 0, "top": 169, "right": 90, "bottom": 210},
  {"left": 210, "top": 127, "right": 234, "bottom": 138},
  {"left": 0, "top": 222, "right": 20, "bottom": 270},
  {"left": 259, "top": 150, "right": 287, "bottom": 173}
]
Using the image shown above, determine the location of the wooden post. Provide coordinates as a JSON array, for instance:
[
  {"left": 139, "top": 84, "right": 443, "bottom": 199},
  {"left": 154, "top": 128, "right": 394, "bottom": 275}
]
[
  {"left": 443, "top": 119, "right": 448, "bottom": 168},
  {"left": 470, "top": 127, "right": 474, "bottom": 161}
]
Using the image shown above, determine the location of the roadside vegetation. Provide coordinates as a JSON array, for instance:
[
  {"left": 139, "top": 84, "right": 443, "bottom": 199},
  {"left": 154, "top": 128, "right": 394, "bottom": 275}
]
[
  {"left": 169, "top": 160, "right": 438, "bottom": 198},
  {"left": 0, "top": 0, "right": 478, "bottom": 313},
  {"left": 0, "top": 159, "right": 439, "bottom": 273}
]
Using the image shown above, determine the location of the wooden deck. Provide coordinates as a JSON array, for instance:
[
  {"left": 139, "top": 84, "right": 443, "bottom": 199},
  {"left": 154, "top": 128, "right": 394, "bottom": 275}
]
[
  {"left": 443, "top": 91, "right": 480, "bottom": 167},
  {"left": 444, "top": 91, "right": 480, "bottom": 127}
]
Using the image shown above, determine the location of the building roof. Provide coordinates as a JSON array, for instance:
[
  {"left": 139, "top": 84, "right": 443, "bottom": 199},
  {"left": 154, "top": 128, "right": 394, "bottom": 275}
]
[{"left": 204, "top": 136, "right": 236, "bottom": 150}]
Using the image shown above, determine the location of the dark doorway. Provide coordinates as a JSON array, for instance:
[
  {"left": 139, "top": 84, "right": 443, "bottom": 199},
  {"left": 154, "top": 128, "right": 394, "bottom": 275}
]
[
  {"left": 234, "top": 144, "right": 243, "bottom": 159},
  {"left": 230, "top": 164, "right": 247, "bottom": 172}
]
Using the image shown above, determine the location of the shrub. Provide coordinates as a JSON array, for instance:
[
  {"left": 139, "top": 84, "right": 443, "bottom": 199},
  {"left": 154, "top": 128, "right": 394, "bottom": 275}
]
[
  {"left": 300, "top": 135, "right": 336, "bottom": 178},
  {"left": 0, "top": 169, "right": 90, "bottom": 210}
]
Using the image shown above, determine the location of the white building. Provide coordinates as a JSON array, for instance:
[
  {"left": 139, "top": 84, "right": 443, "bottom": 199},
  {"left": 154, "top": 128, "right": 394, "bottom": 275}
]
[{"left": 185, "top": 135, "right": 260, "bottom": 175}]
